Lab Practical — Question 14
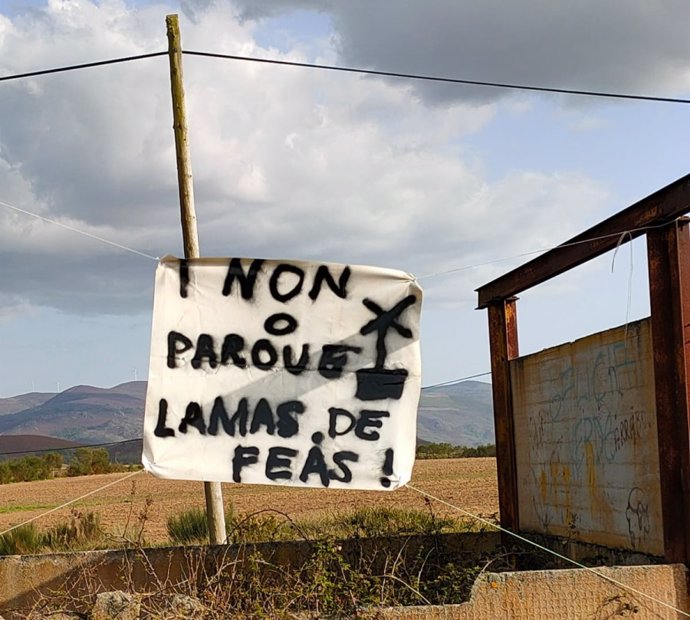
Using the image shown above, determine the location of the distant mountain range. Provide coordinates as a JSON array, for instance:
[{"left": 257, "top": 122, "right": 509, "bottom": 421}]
[
  {"left": 0, "top": 392, "right": 56, "bottom": 416},
  {"left": 417, "top": 381, "right": 495, "bottom": 445},
  {"left": 0, "top": 383, "right": 146, "bottom": 444},
  {"left": 0, "top": 380, "right": 494, "bottom": 453}
]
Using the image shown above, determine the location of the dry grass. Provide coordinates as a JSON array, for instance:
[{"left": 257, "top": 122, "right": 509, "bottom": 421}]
[{"left": 0, "top": 458, "right": 498, "bottom": 545}]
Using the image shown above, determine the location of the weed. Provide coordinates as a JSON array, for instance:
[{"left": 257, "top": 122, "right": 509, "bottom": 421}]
[
  {"left": 13, "top": 504, "right": 497, "bottom": 617},
  {"left": 420, "top": 561, "right": 481, "bottom": 604},
  {"left": 167, "top": 506, "right": 209, "bottom": 546},
  {"left": 344, "top": 505, "right": 455, "bottom": 537},
  {"left": 0, "top": 523, "right": 44, "bottom": 555},
  {"left": 43, "top": 509, "right": 103, "bottom": 551},
  {"left": 167, "top": 504, "right": 236, "bottom": 546},
  {"left": 0, "top": 510, "right": 105, "bottom": 556},
  {"left": 113, "top": 480, "right": 153, "bottom": 548},
  {"left": 301, "top": 539, "right": 376, "bottom": 616}
]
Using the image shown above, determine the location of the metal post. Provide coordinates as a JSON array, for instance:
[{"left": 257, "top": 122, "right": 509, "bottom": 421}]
[
  {"left": 647, "top": 218, "right": 690, "bottom": 563},
  {"left": 487, "top": 297, "right": 520, "bottom": 535},
  {"left": 166, "top": 13, "right": 226, "bottom": 546}
]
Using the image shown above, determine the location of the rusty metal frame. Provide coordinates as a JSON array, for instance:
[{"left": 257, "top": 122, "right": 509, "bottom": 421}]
[
  {"left": 647, "top": 219, "right": 690, "bottom": 563},
  {"left": 487, "top": 298, "right": 520, "bottom": 535},
  {"left": 476, "top": 173, "right": 690, "bottom": 563},
  {"left": 477, "top": 173, "right": 690, "bottom": 309}
]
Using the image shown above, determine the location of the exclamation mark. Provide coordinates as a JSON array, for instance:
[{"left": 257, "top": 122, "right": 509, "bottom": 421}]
[{"left": 380, "top": 448, "right": 394, "bottom": 488}]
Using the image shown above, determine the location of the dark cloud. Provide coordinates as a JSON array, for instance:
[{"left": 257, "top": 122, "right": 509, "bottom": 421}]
[
  {"left": 232, "top": 0, "right": 690, "bottom": 104},
  {"left": 227, "top": 0, "right": 332, "bottom": 21},
  {"left": 0, "top": 251, "right": 156, "bottom": 315}
]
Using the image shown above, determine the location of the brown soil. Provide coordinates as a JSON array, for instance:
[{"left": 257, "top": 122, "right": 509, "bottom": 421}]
[{"left": 0, "top": 458, "right": 498, "bottom": 545}]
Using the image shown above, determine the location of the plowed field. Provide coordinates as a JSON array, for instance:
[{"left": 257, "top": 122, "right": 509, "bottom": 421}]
[{"left": 0, "top": 458, "right": 498, "bottom": 544}]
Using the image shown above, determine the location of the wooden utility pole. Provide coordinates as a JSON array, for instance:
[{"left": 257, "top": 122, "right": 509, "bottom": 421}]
[{"left": 166, "top": 13, "right": 226, "bottom": 546}]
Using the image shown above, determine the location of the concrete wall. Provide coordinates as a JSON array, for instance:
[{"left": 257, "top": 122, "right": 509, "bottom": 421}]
[
  {"left": 1, "top": 543, "right": 685, "bottom": 619},
  {"left": 511, "top": 318, "right": 663, "bottom": 554},
  {"left": 0, "top": 533, "right": 501, "bottom": 615},
  {"left": 382, "top": 564, "right": 689, "bottom": 619}
]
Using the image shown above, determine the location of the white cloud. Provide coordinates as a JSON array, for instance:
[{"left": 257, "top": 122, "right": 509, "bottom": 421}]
[{"left": 0, "top": 0, "right": 623, "bottom": 319}]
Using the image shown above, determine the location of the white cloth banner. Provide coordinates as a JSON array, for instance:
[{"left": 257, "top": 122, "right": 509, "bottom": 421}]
[{"left": 142, "top": 257, "right": 423, "bottom": 490}]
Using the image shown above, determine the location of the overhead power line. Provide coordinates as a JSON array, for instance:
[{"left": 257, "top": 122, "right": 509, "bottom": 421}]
[
  {"left": 0, "top": 51, "right": 167, "bottom": 82},
  {"left": 0, "top": 48, "right": 688, "bottom": 105},
  {"left": 183, "top": 50, "right": 690, "bottom": 105},
  {"left": 0, "top": 437, "right": 141, "bottom": 457}
]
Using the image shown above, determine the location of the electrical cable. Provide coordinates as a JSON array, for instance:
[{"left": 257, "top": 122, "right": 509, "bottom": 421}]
[
  {"left": 0, "top": 52, "right": 167, "bottom": 83},
  {"left": 0, "top": 48, "right": 687, "bottom": 105},
  {"left": 183, "top": 50, "right": 690, "bottom": 105},
  {"left": 0, "top": 437, "right": 142, "bottom": 457}
]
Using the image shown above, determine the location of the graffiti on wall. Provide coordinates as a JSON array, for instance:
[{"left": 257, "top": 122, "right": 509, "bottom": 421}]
[{"left": 512, "top": 319, "right": 662, "bottom": 555}]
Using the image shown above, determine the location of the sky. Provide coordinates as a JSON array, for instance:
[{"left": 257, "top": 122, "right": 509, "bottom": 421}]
[{"left": 0, "top": 0, "right": 689, "bottom": 398}]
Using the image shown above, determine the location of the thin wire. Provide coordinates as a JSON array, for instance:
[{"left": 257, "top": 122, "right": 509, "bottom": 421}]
[
  {"left": 0, "top": 47, "right": 686, "bottom": 105},
  {"left": 183, "top": 50, "right": 690, "bottom": 105},
  {"left": 0, "top": 52, "right": 166, "bottom": 83},
  {"left": 610, "top": 231, "right": 632, "bottom": 273},
  {"left": 405, "top": 483, "right": 690, "bottom": 617},
  {"left": 626, "top": 235, "right": 635, "bottom": 337},
  {"left": 416, "top": 220, "right": 675, "bottom": 281},
  {"left": 610, "top": 231, "right": 635, "bottom": 340},
  {"left": 416, "top": 251, "right": 549, "bottom": 280},
  {"left": 0, "top": 437, "right": 142, "bottom": 457},
  {"left": 422, "top": 371, "right": 491, "bottom": 389},
  {"left": 0, "top": 469, "right": 143, "bottom": 538},
  {"left": 0, "top": 200, "right": 159, "bottom": 261}
]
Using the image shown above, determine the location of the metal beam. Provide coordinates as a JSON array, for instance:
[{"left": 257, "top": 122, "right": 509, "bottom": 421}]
[
  {"left": 647, "top": 219, "right": 690, "bottom": 563},
  {"left": 487, "top": 297, "right": 520, "bottom": 534},
  {"left": 477, "top": 172, "right": 690, "bottom": 308}
]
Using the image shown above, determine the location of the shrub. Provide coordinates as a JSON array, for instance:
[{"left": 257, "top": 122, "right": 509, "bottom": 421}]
[
  {"left": 67, "top": 448, "right": 112, "bottom": 477},
  {"left": 416, "top": 442, "right": 496, "bottom": 459},
  {"left": 0, "top": 462, "right": 11, "bottom": 484},
  {"left": 44, "top": 452, "right": 63, "bottom": 470},
  {"left": 229, "top": 512, "right": 293, "bottom": 544},
  {"left": 463, "top": 443, "right": 496, "bottom": 457},
  {"left": 0, "top": 452, "right": 64, "bottom": 484},
  {"left": 43, "top": 509, "right": 102, "bottom": 551},
  {"left": 0, "top": 524, "right": 44, "bottom": 555},
  {"left": 339, "top": 506, "right": 455, "bottom": 537},
  {"left": 416, "top": 442, "right": 464, "bottom": 459},
  {"left": 167, "top": 507, "right": 209, "bottom": 545},
  {"left": 167, "top": 504, "right": 239, "bottom": 545}
]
